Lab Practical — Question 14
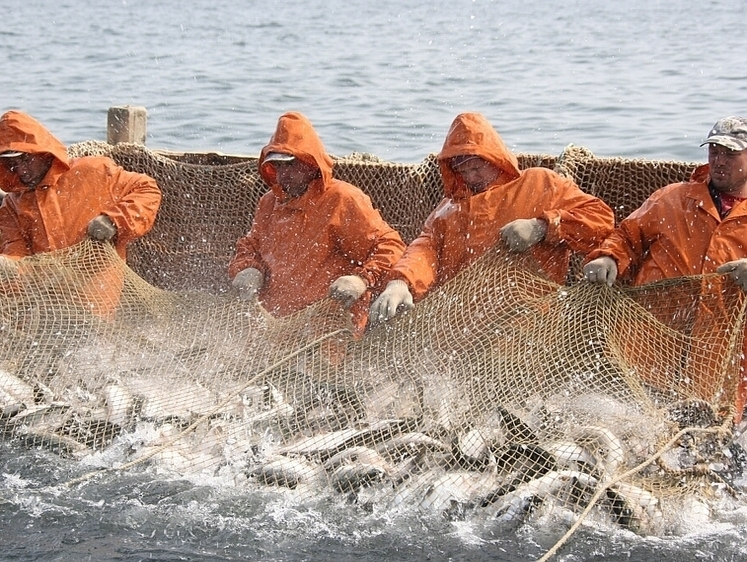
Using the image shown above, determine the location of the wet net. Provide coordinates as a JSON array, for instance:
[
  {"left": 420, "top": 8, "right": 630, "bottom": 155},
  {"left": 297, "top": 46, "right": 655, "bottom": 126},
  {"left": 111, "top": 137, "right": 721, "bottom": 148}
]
[{"left": 0, "top": 141, "right": 742, "bottom": 542}]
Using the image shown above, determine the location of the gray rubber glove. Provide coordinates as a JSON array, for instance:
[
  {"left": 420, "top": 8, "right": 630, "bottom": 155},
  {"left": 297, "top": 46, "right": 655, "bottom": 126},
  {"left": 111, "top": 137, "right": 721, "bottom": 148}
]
[
  {"left": 87, "top": 215, "right": 117, "bottom": 241},
  {"left": 232, "top": 267, "right": 264, "bottom": 300},
  {"left": 583, "top": 256, "right": 618, "bottom": 286},
  {"left": 0, "top": 255, "right": 19, "bottom": 282},
  {"left": 717, "top": 259, "right": 747, "bottom": 291},
  {"left": 329, "top": 275, "right": 367, "bottom": 309},
  {"left": 370, "top": 279, "right": 414, "bottom": 322},
  {"left": 500, "top": 218, "right": 548, "bottom": 252}
]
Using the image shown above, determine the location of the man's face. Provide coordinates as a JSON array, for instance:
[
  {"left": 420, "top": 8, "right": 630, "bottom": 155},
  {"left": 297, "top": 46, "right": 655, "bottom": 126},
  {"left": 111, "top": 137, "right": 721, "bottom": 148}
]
[
  {"left": 708, "top": 144, "right": 747, "bottom": 195},
  {"left": 272, "top": 158, "right": 319, "bottom": 198},
  {"left": 451, "top": 157, "right": 503, "bottom": 194},
  {"left": 0, "top": 152, "right": 54, "bottom": 188}
]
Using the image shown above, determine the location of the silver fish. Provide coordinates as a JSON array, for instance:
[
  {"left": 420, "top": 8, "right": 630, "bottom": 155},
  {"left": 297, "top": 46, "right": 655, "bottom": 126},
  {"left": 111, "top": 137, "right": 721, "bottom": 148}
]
[
  {"left": 103, "top": 384, "right": 135, "bottom": 428},
  {"left": 487, "top": 470, "right": 599, "bottom": 524},
  {"left": 604, "top": 481, "right": 662, "bottom": 534},
  {"left": 330, "top": 462, "right": 389, "bottom": 493},
  {"left": 251, "top": 456, "right": 324, "bottom": 489},
  {"left": 571, "top": 425, "right": 625, "bottom": 479},
  {"left": 547, "top": 440, "right": 598, "bottom": 474}
]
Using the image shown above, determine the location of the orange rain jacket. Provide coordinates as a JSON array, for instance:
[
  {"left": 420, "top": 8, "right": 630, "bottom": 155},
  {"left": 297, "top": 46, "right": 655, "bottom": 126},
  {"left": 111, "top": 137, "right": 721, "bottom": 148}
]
[
  {"left": 388, "top": 113, "right": 615, "bottom": 300},
  {"left": 228, "top": 112, "right": 406, "bottom": 332},
  {"left": 587, "top": 165, "right": 747, "bottom": 282},
  {"left": 0, "top": 111, "right": 162, "bottom": 260},
  {"left": 0, "top": 111, "right": 162, "bottom": 316},
  {"left": 587, "top": 165, "right": 747, "bottom": 420}
]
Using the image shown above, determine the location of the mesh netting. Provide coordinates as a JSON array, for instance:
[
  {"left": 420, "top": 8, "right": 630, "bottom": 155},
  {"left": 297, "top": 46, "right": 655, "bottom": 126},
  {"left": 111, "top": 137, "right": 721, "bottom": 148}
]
[{"left": 1, "top": 142, "right": 741, "bottom": 541}]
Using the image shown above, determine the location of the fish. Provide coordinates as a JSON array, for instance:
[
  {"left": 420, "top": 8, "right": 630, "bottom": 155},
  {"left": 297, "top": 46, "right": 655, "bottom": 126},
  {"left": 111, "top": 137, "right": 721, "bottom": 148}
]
[
  {"left": 571, "top": 425, "right": 626, "bottom": 480},
  {"left": 418, "top": 470, "right": 501, "bottom": 515},
  {"left": 375, "top": 432, "right": 451, "bottom": 461},
  {"left": 457, "top": 425, "right": 506, "bottom": 465},
  {"left": 277, "top": 428, "right": 365, "bottom": 462},
  {"left": 103, "top": 384, "right": 135, "bottom": 429},
  {"left": 330, "top": 462, "right": 389, "bottom": 494},
  {"left": 604, "top": 481, "right": 662, "bottom": 534},
  {"left": 4, "top": 402, "right": 71, "bottom": 431},
  {"left": 323, "top": 446, "right": 396, "bottom": 494},
  {"left": 292, "top": 382, "right": 365, "bottom": 435},
  {"left": 0, "top": 368, "right": 35, "bottom": 417},
  {"left": 546, "top": 440, "right": 598, "bottom": 474},
  {"left": 59, "top": 413, "right": 120, "bottom": 450},
  {"left": 125, "top": 375, "right": 216, "bottom": 421},
  {"left": 18, "top": 428, "right": 90, "bottom": 459},
  {"left": 485, "top": 470, "right": 599, "bottom": 524},
  {"left": 251, "top": 455, "right": 324, "bottom": 489},
  {"left": 323, "top": 445, "right": 393, "bottom": 472},
  {"left": 493, "top": 443, "right": 557, "bottom": 483}
]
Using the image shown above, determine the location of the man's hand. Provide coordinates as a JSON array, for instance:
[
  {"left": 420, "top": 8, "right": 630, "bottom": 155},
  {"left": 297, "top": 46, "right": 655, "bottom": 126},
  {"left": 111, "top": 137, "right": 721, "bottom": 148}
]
[
  {"left": 232, "top": 267, "right": 264, "bottom": 301},
  {"left": 87, "top": 215, "right": 117, "bottom": 241},
  {"left": 370, "top": 280, "right": 414, "bottom": 322},
  {"left": 583, "top": 256, "right": 618, "bottom": 287},
  {"left": 329, "top": 275, "right": 367, "bottom": 309},
  {"left": 500, "top": 218, "right": 547, "bottom": 252},
  {"left": 717, "top": 259, "right": 747, "bottom": 291}
]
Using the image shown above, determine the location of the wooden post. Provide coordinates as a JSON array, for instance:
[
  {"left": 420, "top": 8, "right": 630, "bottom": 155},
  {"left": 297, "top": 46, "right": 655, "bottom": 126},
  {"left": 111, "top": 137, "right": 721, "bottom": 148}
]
[{"left": 107, "top": 106, "right": 147, "bottom": 145}]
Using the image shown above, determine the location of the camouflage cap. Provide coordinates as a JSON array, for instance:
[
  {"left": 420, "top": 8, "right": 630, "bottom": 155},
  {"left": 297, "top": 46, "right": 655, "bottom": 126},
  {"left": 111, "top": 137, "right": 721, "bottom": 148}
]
[{"left": 700, "top": 116, "right": 747, "bottom": 151}]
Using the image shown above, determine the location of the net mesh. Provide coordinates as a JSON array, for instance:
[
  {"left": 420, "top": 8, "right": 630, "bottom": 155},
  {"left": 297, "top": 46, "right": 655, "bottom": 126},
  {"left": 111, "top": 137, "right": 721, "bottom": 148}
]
[{"left": 0, "top": 141, "right": 741, "bottom": 537}]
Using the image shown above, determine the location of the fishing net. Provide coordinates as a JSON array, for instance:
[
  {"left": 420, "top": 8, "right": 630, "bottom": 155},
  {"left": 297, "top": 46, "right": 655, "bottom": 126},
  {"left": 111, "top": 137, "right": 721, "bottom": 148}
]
[{"left": 0, "top": 141, "right": 741, "bottom": 540}]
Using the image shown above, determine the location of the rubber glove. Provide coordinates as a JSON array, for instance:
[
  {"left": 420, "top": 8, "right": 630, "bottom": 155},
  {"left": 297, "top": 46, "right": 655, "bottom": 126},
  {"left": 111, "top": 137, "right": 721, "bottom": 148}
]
[
  {"left": 329, "top": 275, "right": 367, "bottom": 309},
  {"left": 717, "top": 259, "right": 747, "bottom": 291},
  {"left": 583, "top": 256, "right": 618, "bottom": 287},
  {"left": 232, "top": 267, "right": 264, "bottom": 300},
  {"left": 370, "top": 279, "right": 414, "bottom": 322},
  {"left": 87, "top": 215, "right": 117, "bottom": 241},
  {"left": 500, "top": 218, "right": 547, "bottom": 252}
]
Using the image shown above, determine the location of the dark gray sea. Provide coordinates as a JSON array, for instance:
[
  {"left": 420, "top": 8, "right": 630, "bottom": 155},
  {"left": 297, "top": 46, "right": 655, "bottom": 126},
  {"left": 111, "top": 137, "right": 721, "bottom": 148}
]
[{"left": 2, "top": 0, "right": 747, "bottom": 561}]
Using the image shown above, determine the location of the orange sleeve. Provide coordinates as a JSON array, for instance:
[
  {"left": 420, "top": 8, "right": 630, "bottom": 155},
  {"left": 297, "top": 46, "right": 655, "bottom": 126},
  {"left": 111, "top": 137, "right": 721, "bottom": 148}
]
[
  {"left": 0, "top": 200, "right": 31, "bottom": 257},
  {"left": 535, "top": 171, "right": 615, "bottom": 254},
  {"left": 389, "top": 205, "right": 446, "bottom": 301},
  {"left": 102, "top": 161, "right": 162, "bottom": 248},
  {"left": 228, "top": 193, "right": 273, "bottom": 279},
  {"left": 329, "top": 185, "right": 406, "bottom": 290},
  {"left": 585, "top": 189, "right": 666, "bottom": 277}
]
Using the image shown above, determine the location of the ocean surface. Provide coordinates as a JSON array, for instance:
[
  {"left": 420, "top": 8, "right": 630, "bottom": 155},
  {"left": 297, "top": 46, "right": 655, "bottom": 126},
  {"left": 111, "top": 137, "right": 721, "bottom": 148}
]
[
  {"left": 2, "top": 0, "right": 746, "bottom": 163},
  {"left": 2, "top": 1, "right": 747, "bottom": 561}
]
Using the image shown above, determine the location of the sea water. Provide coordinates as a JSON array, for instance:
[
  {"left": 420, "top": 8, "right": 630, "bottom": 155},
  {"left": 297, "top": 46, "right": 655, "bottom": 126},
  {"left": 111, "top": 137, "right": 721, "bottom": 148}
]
[
  {"left": 1, "top": 0, "right": 747, "bottom": 560},
  {"left": 2, "top": 0, "right": 746, "bottom": 163}
]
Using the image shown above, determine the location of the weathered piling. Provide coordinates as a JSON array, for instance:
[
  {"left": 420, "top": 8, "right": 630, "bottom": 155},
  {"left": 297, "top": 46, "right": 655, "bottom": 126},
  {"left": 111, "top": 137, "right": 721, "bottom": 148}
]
[{"left": 107, "top": 106, "right": 147, "bottom": 145}]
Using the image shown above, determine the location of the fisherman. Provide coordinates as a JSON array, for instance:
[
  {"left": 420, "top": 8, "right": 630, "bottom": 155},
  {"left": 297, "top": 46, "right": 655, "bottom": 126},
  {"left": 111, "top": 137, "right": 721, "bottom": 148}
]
[
  {"left": 0, "top": 110, "right": 162, "bottom": 316},
  {"left": 228, "top": 111, "right": 406, "bottom": 335},
  {"left": 370, "top": 112, "right": 616, "bottom": 321},
  {"left": 583, "top": 116, "right": 747, "bottom": 422}
]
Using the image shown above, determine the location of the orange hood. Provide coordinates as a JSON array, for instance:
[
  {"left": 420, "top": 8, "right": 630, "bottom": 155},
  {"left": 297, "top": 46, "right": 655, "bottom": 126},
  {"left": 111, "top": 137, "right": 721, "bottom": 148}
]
[
  {"left": 437, "top": 112, "right": 521, "bottom": 200},
  {"left": 0, "top": 111, "right": 70, "bottom": 193},
  {"left": 258, "top": 112, "right": 334, "bottom": 202}
]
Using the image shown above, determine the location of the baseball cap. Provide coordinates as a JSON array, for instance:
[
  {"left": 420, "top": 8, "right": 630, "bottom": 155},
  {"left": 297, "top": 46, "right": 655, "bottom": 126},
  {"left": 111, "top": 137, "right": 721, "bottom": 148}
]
[
  {"left": 0, "top": 150, "right": 24, "bottom": 158},
  {"left": 264, "top": 152, "right": 295, "bottom": 163},
  {"left": 700, "top": 116, "right": 747, "bottom": 151},
  {"left": 450, "top": 154, "right": 481, "bottom": 167}
]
